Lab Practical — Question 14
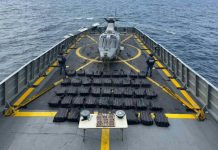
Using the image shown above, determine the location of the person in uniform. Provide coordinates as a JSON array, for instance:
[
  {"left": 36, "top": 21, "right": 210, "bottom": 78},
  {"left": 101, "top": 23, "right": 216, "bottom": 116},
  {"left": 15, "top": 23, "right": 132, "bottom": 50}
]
[
  {"left": 58, "top": 52, "right": 66, "bottom": 75},
  {"left": 145, "top": 53, "right": 155, "bottom": 77}
]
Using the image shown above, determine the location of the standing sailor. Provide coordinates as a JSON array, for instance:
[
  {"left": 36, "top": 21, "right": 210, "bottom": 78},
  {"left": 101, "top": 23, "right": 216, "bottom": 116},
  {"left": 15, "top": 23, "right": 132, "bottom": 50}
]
[
  {"left": 58, "top": 52, "right": 66, "bottom": 75},
  {"left": 145, "top": 53, "right": 155, "bottom": 77}
]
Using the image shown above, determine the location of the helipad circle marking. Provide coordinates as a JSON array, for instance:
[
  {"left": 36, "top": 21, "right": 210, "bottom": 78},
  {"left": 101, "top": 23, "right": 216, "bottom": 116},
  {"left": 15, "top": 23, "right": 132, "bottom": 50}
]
[{"left": 75, "top": 44, "right": 141, "bottom": 63}]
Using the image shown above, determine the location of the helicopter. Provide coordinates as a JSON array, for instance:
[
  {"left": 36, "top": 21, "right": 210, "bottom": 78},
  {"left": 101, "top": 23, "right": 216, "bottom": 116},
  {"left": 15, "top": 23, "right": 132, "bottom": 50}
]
[{"left": 98, "top": 17, "right": 121, "bottom": 61}]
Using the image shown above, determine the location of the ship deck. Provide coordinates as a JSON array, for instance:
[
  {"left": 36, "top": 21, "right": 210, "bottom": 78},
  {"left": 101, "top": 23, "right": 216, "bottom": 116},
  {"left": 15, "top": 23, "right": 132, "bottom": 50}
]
[{"left": 0, "top": 33, "right": 218, "bottom": 150}]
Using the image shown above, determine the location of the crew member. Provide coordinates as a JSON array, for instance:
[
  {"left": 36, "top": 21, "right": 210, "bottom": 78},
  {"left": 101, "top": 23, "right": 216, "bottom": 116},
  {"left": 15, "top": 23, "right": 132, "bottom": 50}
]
[
  {"left": 145, "top": 53, "right": 155, "bottom": 77},
  {"left": 58, "top": 52, "right": 66, "bottom": 75}
]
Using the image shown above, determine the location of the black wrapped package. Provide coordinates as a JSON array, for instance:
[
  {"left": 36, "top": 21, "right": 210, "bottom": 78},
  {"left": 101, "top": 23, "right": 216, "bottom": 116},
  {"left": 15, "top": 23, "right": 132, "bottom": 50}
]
[
  {"left": 48, "top": 95, "right": 62, "bottom": 107},
  {"left": 146, "top": 88, "right": 157, "bottom": 99},
  {"left": 73, "top": 96, "right": 85, "bottom": 107},
  {"left": 154, "top": 112, "right": 170, "bottom": 127},
  {"left": 126, "top": 110, "right": 139, "bottom": 125},
  {"left": 61, "top": 96, "right": 72, "bottom": 107},
  {"left": 53, "top": 108, "right": 69, "bottom": 122},
  {"left": 141, "top": 111, "right": 153, "bottom": 126},
  {"left": 67, "top": 108, "right": 80, "bottom": 122},
  {"left": 136, "top": 99, "right": 148, "bottom": 110}
]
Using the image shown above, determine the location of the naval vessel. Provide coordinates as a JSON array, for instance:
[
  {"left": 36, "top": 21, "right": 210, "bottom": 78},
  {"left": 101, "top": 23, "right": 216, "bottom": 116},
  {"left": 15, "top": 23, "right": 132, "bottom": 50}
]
[{"left": 0, "top": 20, "right": 218, "bottom": 150}]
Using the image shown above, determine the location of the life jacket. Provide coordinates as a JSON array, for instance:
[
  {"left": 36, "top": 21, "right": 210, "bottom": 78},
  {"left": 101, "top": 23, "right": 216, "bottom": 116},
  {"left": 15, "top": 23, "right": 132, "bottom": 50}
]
[{"left": 146, "top": 57, "right": 155, "bottom": 65}]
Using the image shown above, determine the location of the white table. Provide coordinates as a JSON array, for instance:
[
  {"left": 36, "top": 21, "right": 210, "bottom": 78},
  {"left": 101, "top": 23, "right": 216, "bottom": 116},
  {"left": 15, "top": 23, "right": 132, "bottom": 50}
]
[{"left": 78, "top": 114, "right": 128, "bottom": 141}]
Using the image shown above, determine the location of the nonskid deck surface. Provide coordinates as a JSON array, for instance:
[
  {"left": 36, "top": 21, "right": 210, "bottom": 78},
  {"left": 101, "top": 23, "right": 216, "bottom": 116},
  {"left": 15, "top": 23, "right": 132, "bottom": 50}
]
[{"left": 1, "top": 33, "right": 218, "bottom": 150}]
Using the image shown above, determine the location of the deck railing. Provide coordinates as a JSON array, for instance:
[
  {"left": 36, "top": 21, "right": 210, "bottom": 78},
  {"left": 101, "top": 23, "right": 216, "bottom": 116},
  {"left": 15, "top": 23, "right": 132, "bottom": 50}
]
[
  {"left": 133, "top": 28, "right": 218, "bottom": 121},
  {"left": 0, "top": 26, "right": 217, "bottom": 121},
  {"left": 0, "top": 30, "right": 86, "bottom": 106}
]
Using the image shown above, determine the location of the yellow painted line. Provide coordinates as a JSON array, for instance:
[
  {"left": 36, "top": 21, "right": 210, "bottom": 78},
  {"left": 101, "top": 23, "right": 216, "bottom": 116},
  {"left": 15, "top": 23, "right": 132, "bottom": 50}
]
[
  {"left": 117, "top": 56, "right": 140, "bottom": 73},
  {"left": 101, "top": 129, "right": 110, "bottom": 150},
  {"left": 76, "top": 57, "right": 99, "bottom": 72},
  {"left": 13, "top": 87, "right": 35, "bottom": 106},
  {"left": 147, "top": 77, "right": 194, "bottom": 110},
  {"left": 14, "top": 111, "right": 57, "bottom": 117},
  {"left": 86, "top": 35, "right": 98, "bottom": 44},
  {"left": 162, "top": 69, "right": 173, "bottom": 78},
  {"left": 52, "top": 60, "right": 59, "bottom": 67},
  {"left": 165, "top": 114, "right": 196, "bottom": 119},
  {"left": 45, "top": 67, "right": 55, "bottom": 76},
  {"left": 135, "top": 36, "right": 200, "bottom": 110},
  {"left": 180, "top": 90, "right": 200, "bottom": 109},
  {"left": 33, "top": 77, "right": 45, "bottom": 86},
  {"left": 171, "top": 78, "right": 182, "bottom": 88},
  {"left": 121, "top": 34, "right": 133, "bottom": 43}
]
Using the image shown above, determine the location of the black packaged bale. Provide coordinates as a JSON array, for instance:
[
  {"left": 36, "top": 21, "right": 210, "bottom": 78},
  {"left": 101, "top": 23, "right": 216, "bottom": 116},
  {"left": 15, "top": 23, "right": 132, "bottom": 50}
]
[
  {"left": 150, "top": 102, "right": 163, "bottom": 111},
  {"left": 61, "top": 78, "right": 71, "bottom": 86},
  {"left": 141, "top": 111, "right": 153, "bottom": 126},
  {"left": 112, "top": 98, "right": 124, "bottom": 109},
  {"left": 136, "top": 99, "right": 148, "bottom": 110},
  {"left": 91, "top": 87, "right": 101, "bottom": 97},
  {"left": 146, "top": 88, "right": 157, "bottom": 99},
  {"left": 134, "top": 89, "right": 145, "bottom": 98},
  {"left": 98, "top": 97, "right": 109, "bottom": 108},
  {"left": 71, "top": 78, "right": 82, "bottom": 86},
  {"left": 123, "top": 88, "right": 133, "bottom": 97},
  {"left": 79, "top": 87, "right": 91, "bottom": 96},
  {"left": 113, "top": 88, "right": 124, "bottom": 97},
  {"left": 61, "top": 96, "right": 72, "bottom": 107},
  {"left": 82, "top": 78, "right": 92, "bottom": 86},
  {"left": 140, "top": 80, "right": 151, "bottom": 87},
  {"left": 66, "top": 87, "right": 78, "bottom": 96},
  {"left": 73, "top": 96, "right": 85, "bottom": 107},
  {"left": 112, "top": 78, "right": 123, "bottom": 86},
  {"left": 84, "top": 97, "right": 97, "bottom": 108},
  {"left": 67, "top": 108, "right": 80, "bottom": 122},
  {"left": 154, "top": 112, "right": 170, "bottom": 127},
  {"left": 131, "top": 79, "right": 141, "bottom": 87},
  {"left": 53, "top": 108, "right": 69, "bottom": 122},
  {"left": 123, "top": 98, "right": 135, "bottom": 109},
  {"left": 55, "top": 86, "right": 66, "bottom": 96},
  {"left": 93, "top": 78, "right": 102, "bottom": 86},
  {"left": 86, "top": 70, "right": 94, "bottom": 77},
  {"left": 129, "top": 71, "right": 138, "bottom": 78},
  {"left": 102, "top": 72, "right": 111, "bottom": 78},
  {"left": 93, "top": 71, "right": 102, "bottom": 77},
  {"left": 102, "top": 78, "right": 112, "bottom": 86},
  {"left": 48, "top": 95, "right": 62, "bottom": 107},
  {"left": 119, "top": 71, "right": 127, "bottom": 77},
  {"left": 77, "top": 69, "right": 85, "bottom": 76},
  {"left": 122, "top": 79, "right": 131, "bottom": 87},
  {"left": 102, "top": 88, "right": 112, "bottom": 97},
  {"left": 126, "top": 110, "right": 139, "bottom": 125},
  {"left": 66, "top": 69, "right": 76, "bottom": 77},
  {"left": 112, "top": 71, "right": 121, "bottom": 78}
]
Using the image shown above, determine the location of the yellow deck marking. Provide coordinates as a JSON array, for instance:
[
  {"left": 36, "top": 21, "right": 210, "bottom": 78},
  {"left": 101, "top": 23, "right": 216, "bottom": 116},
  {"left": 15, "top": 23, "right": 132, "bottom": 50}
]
[
  {"left": 165, "top": 114, "right": 196, "bottom": 119},
  {"left": 135, "top": 35, "right": 200, "bottom": 110},
  {"left": 76, "top": 57, "right": 99, "bottom": 72},
  {"left": 180, "top": 90, "right": 200, "bottom": 109},
  {"left": 45, "top": 67, "right": 55, "bottom": 75},
  {"left": 101, "top": 129, "right": 110, "bottom": 150},
  {"left": 52, "top": 60, "right": 59, "bottom": 67},
  {"left": 14, "top": 111, "right": 57, "bottom": 117},
  {"left": 121, "top": 34, "right": 133, "bottom": 43},
  {"left": 117, "top": 56, "right": 140, "bottom": 73},
  {"left": 171, "top": 79, "right": 182, "bottom": 88},
  {"left": 33, "top": 77, "right": 45, "bottom": 86},
  {"left": 76, "top": 45, "right": 141, "bottom": 63},
  {"left": 86, "top": 35, "right": 98, "bottom": 44},
  {"left": 13, "top": 87, "right": 35, "bottom": 106}
]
